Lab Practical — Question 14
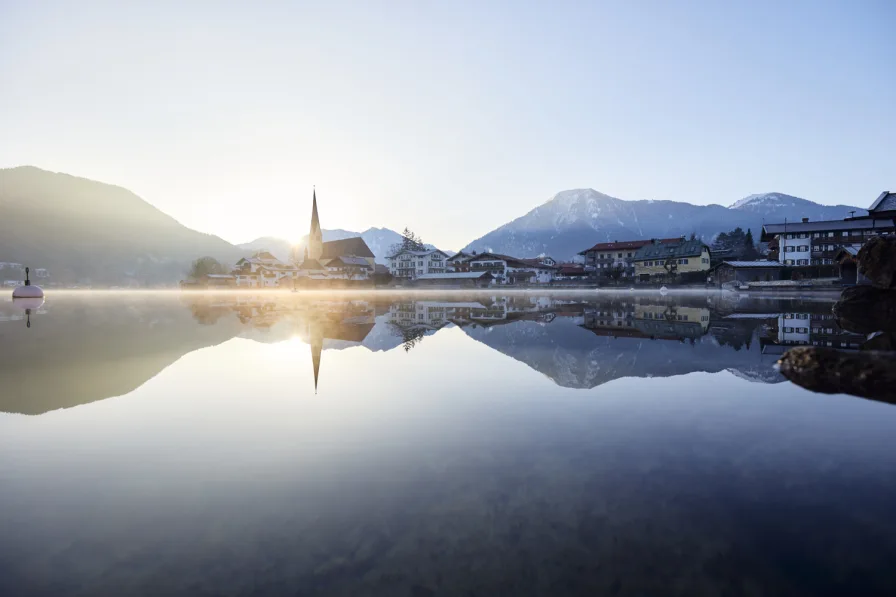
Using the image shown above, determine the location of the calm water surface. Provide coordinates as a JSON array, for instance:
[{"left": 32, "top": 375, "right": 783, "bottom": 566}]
[{"left": 1, "top": 291, "right": 895, "bottom": 596}]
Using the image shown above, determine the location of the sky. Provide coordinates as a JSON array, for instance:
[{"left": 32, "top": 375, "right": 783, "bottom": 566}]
[{"left": 1, "top": 0, "right": 894, "bottom": 250}]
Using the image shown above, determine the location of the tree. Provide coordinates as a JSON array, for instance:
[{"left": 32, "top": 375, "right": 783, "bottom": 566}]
[
  {"left": 742, "top": 229, "right": 759, "bottom": 260},
  {"left": 388, "top": 227, "right": 426, "bottom": 257},
  {"left": 188, "top": 256, "right": 227, "bottom": 280},
  {"left": 605, "top": 263, "right": 625, "bottom": 284}
]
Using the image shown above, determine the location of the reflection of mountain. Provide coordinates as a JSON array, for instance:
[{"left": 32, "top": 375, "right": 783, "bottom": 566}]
[
  {"left": 456, "top": 300, "right": 785, "bottom": 389},
  {"left": 0, "top": 297, "right": 243, "bottom": 415},
  {"left": 2, "top": 293, "right": 847, "bottom": 415}
]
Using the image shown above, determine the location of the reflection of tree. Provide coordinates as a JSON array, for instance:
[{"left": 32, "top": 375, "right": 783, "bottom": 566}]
[
  {"left": 389, "top": 322, "right": 427, "bottom": 352},
  {"left": 188, "top": 303, "right": 232, "bottom": 325}
]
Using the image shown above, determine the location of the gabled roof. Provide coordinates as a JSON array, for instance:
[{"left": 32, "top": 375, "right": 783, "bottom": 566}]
[
  {"left": 298, "top": 258, "right": 325, "bottom": 271},
  {"left": 719, "top": 261, "right": 784, "bottom": 268},
  {"left": 632, "top": 239, "right": 709, "bottom": 261},
  {"left": 467, "top": 252, "right": 555, "bottom": 269},
  {"left": 447, "top": 251, "right": 473, "bottom": 262},
  {"left": 869, "top": 191, "right": 896, "bottom": 213},
  {"left": 761, "top": 218, "right": 895, "bottom": 238},
  {"left": 327, "top": 256, "right": 373, "bottom": 268},
  {"left": 388, "top": 248, "right": 449, "bottom": 259},
  {"left": 579, "top": 238, "right": 681, "bottom": 255},
  {"left": 416, "top": 272, "right": 493, "bottom": 280},
  {"left": 321, "top": 237, "right": 375, "bottom": 259}
]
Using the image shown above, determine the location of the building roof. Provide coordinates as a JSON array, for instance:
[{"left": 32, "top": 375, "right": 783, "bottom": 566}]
[
  {"left": 298, "top": 258, "right": 326, "bottom": 271},
  {"left": 310, "top": 189, "right": 321, "bottom": 237},
  {"left": 327, "top": 256, "right": 373, "bottom": 268},
  {"left": 206, "top": 274, "right": 236, "bottom": 279},
  {"left": 719, "top": 260, "right": 785, "bottom": 268},
  {"left": 632, "top": 239, "right": 709, "bottom": 261},
  {"left": 516, "top": 258, "right": 560, "bottom": 270},
  {"left": 761, "top": 218, "right": 895, "bottom": 238},
  {"left": 321, "top": 237, "right": 375, "bottom": 259},
  {"left": 558, "top": 265, "right": 587, "bottom": 275},
  {"left": 468, "top": 252, "right": 555, "bottom": 269},
  {"left": 579, "top": 238, "right": 681, "bottom": 255},
  {"left": 416, "top": 271, "right": 493, "bottom": 280},
  {"left": 447, "top": 251, "right": 473, "bottom": 262},
  {"left": 388, "top": 248, "right": 449, "bottom": 259},
  {"left": 869, "top": 191, "right": 896, "bottom": 213}
]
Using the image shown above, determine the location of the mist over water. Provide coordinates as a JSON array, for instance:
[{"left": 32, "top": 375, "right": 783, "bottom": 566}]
[{"left": 2, "top": 291, "right": 895, "bottom": 596}]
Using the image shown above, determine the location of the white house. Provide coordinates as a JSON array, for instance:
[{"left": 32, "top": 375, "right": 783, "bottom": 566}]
[
  {"left": 466, "top": 253, "right": 557, "bottom": 285},
  {"left": 388, "top": 249, "right": 450, "bottom": 280}
]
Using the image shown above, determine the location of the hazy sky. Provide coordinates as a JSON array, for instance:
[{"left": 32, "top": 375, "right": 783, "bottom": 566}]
[{"left": 1, "top": 0, "right": 893, "bottom": 250}]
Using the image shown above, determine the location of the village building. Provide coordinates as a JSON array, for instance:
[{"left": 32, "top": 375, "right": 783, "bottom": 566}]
[
  {"left": 387, "top": 249, "right": 450, "bottom": 280},
  {"left": 631, "top": 238, "right": 711, "bottom": 282},
  {"left": 761, "top": 192, "right": 895, "bottom": 267},
  {"left": 466, "top": 253, "right": 557, "bottom": 284},
  {"left": 578, "top": 238, "right": 681, "bottom": 277},
  {"left": 232, "top": 189, "right": 375, "bottom": 287},
  {"left": 324, "top": 255, "right": 373, "bottom": 280},
  {"left": 713, "top": 261, "right": 786, "bottom": 285},
  {"left": 447, "top": 251, "right": 474, "bottom": 272},
  {"left": 413, "top": 271, "right": 494, "bottom": 287},
  {"left": 555, "top": 264, "right": 588, "bottom": 280}
]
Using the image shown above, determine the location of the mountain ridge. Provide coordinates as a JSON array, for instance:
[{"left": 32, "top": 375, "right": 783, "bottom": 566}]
[{"left": 462, "top": 188, "right": 863, "bottom": 260}]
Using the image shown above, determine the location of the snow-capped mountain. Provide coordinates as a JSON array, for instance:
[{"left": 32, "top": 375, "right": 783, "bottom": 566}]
[
  {"left": 239, "top": 228, "right": 440, "bottom": 264},
  {"left": 462, "top": 189, "right": 863, "bottom": 260}
]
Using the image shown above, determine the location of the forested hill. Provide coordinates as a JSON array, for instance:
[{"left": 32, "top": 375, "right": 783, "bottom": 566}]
[{"left": 0, "top": 166, "right": 244, "bottom": 285}]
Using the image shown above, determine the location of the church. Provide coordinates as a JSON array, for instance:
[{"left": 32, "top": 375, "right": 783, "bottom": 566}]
[{"left": 293, "top": 189, "right": 377, "bottom": 283}]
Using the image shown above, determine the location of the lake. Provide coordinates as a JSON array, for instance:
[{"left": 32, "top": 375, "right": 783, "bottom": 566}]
[{"left": 2, "top": 291, "right": 895, "bottom": 596}]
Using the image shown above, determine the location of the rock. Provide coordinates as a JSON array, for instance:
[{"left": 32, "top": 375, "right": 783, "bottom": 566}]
[
  {"left": 863, "top": 332, "right": 896, "bottom": 352},
  {"left": 778, "top": 346, "right": 896, "bottom": 404},
  {"left": 832, "top": 285, "right": 896, "bottom": 334},
  {"left": 857, "top": 235, "right": 896, "bottom": 289}
]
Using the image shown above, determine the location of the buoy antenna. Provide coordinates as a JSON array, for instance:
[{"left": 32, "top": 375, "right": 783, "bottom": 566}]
[{"left": 25, "top": 267, "right": 30, "bottom": 286}]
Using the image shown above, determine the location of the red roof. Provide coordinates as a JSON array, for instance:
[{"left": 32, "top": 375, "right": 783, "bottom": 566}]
[{"left": 579, "top": 238, "right": 681, "bottom": 255}]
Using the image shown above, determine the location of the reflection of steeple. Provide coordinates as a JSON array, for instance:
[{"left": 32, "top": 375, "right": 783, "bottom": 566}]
[
  {"left": 310, "top": 329, "right": 322, "bottom": 394},
  {"left": 308, "top": 187, "right": 323, "bottom": 260}
]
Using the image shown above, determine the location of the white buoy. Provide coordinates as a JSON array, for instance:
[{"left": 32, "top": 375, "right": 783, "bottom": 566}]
[
  {"left": 12, "top": 267, "right": 44, "bottom": 299},
  {"left": 659, "top": 286, "right": 669, "bottom": 295}
]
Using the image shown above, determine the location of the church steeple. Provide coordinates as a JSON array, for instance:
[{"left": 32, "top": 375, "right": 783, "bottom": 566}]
[{"left": 308, "top": 187, "right": 323, "bottom": 260}]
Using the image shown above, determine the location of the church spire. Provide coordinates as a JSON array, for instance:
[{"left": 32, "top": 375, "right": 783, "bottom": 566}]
[{"left": 308, "top": 186, "right": 323, "bottom": 260}]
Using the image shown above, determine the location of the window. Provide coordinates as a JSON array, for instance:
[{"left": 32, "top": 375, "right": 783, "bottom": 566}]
[
  {"left": 828, "top": 232, "right": 834, "bottom": 237},
  {"left": 787, "top": 234, "right": 794, "bottom": 239},
  {"left": 842, "top": 231, "right": 849, "bottom": 237},
  {"left": 627, "top": 252, "right": 632, "bottom": 257},
  {"left": 785, "top": 259, "right": 793, "bottom": 265},
  {"left": 798, "top": 259, "right": 808, "bottom": 265},
  {"left": 813, "top": 233, "right": 820, "bottom": 238}
]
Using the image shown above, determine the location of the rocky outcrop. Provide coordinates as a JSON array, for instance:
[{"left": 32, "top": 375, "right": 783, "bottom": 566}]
[
  {"left": 778, "top": 347, "right": 896, "bottom": 404},
  {"left": 833, "top": 285, "right": 896, "bottom": 334},
  {"left": 857, "top": 235, "right": 896, "bottom": 289}
]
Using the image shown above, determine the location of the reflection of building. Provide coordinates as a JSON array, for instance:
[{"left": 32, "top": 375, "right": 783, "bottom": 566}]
[
  {"left": 760, "top": 310, "right": 864, "bottom": 355},
  {"left": 583, "top": 302, "right": 710, "bottom": 341}
]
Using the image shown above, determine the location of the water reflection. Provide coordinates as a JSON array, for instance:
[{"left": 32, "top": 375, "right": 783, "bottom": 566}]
[
  {"left": 2, "top": 292, "right": 896, "bottom": 596},
  {"left": 0, "top": 292, "right": 869, "bottom": 414}
]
